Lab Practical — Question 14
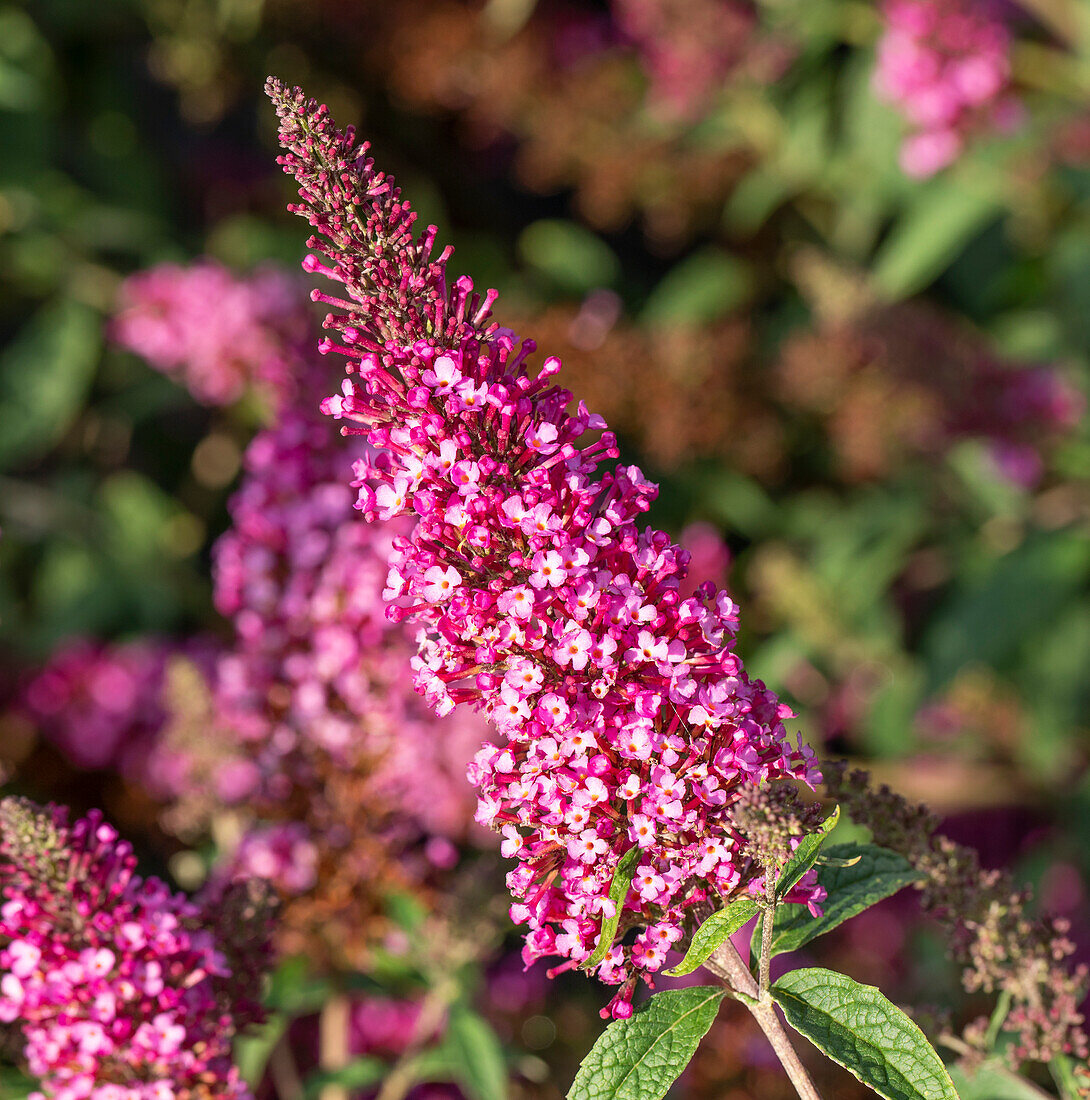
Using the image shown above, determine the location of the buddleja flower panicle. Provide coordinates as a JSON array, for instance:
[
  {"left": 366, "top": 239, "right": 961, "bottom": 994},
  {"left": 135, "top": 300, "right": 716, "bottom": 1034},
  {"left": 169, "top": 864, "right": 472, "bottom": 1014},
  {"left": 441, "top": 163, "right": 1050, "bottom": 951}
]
[
  {"left": 266, "top": 77, "right": 498, "bottom": 353},
  {"left": 268, "top": 81, "right": 821, "bottom": 1020},
  {"left": 0, "top": 798, "right": 271, "bottom": 1100}
]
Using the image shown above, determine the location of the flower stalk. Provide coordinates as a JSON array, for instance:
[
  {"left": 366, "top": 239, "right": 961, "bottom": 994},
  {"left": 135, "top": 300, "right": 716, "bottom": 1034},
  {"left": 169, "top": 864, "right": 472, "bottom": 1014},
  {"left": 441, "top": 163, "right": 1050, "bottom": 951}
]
[{"left": 705, "top": 937, "right": 823, "bottom": 1100}]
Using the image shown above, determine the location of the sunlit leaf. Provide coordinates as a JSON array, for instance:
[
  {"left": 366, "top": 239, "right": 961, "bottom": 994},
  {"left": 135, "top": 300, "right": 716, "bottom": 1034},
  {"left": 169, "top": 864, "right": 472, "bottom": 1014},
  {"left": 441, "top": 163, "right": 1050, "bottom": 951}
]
[
  {"left": 772, "top": 968, "right": 959, "bottom": 1100},
  {"left": 568, "top": 987, "right": 726, "bottom": 1100},
  {"left": 664, "top": 896, "right": 759, "bottom": 976},
  {"left": 775, "top": 805, "right": 840, "bottom": 899}
]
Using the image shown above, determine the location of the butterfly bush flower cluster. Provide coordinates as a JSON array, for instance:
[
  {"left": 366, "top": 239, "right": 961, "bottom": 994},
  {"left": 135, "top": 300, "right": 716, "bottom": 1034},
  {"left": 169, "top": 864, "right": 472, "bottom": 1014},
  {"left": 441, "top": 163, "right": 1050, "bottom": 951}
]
[
  {"left": 267, "top": 80, "right": 821, "bottom": 1018},
  {"left": 99, "top": 288, "right": 485, "bottom": 964},
  {"left": 15, "top": 640, "right": 171, "bottom": 775},
  {"left": 0, "top": 797, "right": 271, "bottom": 1100},
  {"left": 11, "top": 639, "right": 219, "bottom": 800},
  {"left": 111, "top": 260, "right": 307, "bottom": 408},
  {"left": 613, "top": 0, "right": 789, "bottom": 121},
  {"left": 200, "top": 397, "right": 487, "bottom": 860},
  {"left": 874, "top": 0, "right": 1022, "bottom": 177}
]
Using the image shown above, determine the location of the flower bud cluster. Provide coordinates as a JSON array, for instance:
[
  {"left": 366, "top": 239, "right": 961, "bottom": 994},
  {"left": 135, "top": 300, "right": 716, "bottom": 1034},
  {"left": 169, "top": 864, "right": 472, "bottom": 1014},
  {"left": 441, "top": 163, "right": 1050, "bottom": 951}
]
[
  {"left": 873, "top": 0, "right": 1022, "bottom": 177},
  {"left": 824, "top": 763, "right": 1088, "bottom": 1071},
  {"left": 0, "top": 797, "right": 269, "bottom": 1100},
  {"left": 268, "top": 81, "right": 820, "bottom": 1017}
]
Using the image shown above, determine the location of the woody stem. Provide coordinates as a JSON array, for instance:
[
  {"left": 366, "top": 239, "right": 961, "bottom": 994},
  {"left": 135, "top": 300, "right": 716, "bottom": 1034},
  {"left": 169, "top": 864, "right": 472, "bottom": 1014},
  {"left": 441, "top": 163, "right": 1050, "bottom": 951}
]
[{"left": 705, "top": 938, "right": 823, "bottom": 1100}]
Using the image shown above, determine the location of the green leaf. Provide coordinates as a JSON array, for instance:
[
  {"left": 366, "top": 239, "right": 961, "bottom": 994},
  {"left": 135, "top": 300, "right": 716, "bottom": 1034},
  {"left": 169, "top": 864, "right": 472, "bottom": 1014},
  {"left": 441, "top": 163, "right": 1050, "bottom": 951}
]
[
  {"left": 583, "top": 846, "right": 641, "bottom": 970},
  {"left": 235, "top": 1014, "right": 287, "bottom": 1087},
  {"left": 0, "top": 1065, "right": 35, "bottom": 1099},
  {"left": 641, "top": 247, "right": 752, "bottom": 325},
  {"left": 400, "top": 1043, "right": 458, "bottom": 1083},
  {"left": 445, "top": 1004, "right": 508, "bottom": 1100},
  {"left": 518, "top": 219, "right": 620, "bottom": 291},
  {"left": 303, "top": 1058, "right": 388, "bottom": 1098},
  {"left": 921, "top": 531, "right": 1090, "bottom": 691},
  {"left": 265, "top": 956, "right": 333, "bottom": 1014},
  {"left": 771, "top": 968, "right": 959, "bottom": 1100},
  {"left": 1050, "top": 1054, "right": 1083, "bottom": 1100},
  {"left": 664, "top": 896, "right": 759, "bottom": 976},
  {"left": 567, "top": 987, "right": 726, "bottom": 1100},
  {"left": 776, "top": 805, "right": 840, "bottom": 900},
  {"left": 0, "top": 298, "right": 100, "bottom": 471},
  {"left": 950, "top": 1062, "right": 1052, "bottom": 1100},
  {"left": 872, "top": 177, "right": 1002, "bottom": 299},
  {"left": 769, "top": 845, "right": 922, "bottom": 957},
  {"left": 384, "top": 889, "right": 428, "bottom": 933}
]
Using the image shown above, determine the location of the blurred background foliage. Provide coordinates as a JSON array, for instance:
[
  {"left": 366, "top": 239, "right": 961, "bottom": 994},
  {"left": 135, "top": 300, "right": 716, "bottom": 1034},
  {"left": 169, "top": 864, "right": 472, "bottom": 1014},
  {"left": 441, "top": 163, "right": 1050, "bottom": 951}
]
[{"left": 0, "top": 0, "right": 1088, "bottom": 1097}]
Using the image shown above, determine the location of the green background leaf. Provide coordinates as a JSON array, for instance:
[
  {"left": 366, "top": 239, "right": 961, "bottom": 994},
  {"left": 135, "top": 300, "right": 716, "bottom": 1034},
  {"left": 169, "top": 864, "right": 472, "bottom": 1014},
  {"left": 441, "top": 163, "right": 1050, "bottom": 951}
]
[
  {"left": 769, "top": 844, "right": 922, "bottom": 957},
  {"left": 0, "top": 297, "right": 100, "bottom": 470},
  {"left": 304, "top": 1058, "right": 388, "bottom": 1099},
  {"left": 641, "top": 247, "right": 752, "bottom": 325},
  {"left": 445, "top": 1003, "right": 507, "bottom": 1100},
  {"left": 518, "top": 219, "right": 620, "bottom": 291},
  {"left": 950, "top": 1062, "right": 1053, "bottom": 1100}
]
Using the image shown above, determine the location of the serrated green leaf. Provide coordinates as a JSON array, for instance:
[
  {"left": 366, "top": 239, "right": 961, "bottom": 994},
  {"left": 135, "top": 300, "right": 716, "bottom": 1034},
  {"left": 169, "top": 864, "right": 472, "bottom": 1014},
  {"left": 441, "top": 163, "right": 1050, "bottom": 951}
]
[
  {"left": 303, "top": 1058, "right": 388, "bottom": 1098},
  {"left": 567, "top": 987, "right": 726, "bottom": 1100},
  {"left": 769, "top": 845, "right": 922, "bottom": 957},
  {"left": 772, "top": 967, "right": 959, "bottom": 1100},
  {"left": 584, "top": 846, "right": 641, "bottom": 970},
  {"left": 776, "top": 805, "right": 840, "bottom": 900},
  {"left": 445, "top": 1004, "right": 507, "bottom": 1100},
  {"left": 0, "top": 298, "right": 100, "bottom": 471},
  {"left": 664, "top": 896, "right": 759, "bottom": 976}
]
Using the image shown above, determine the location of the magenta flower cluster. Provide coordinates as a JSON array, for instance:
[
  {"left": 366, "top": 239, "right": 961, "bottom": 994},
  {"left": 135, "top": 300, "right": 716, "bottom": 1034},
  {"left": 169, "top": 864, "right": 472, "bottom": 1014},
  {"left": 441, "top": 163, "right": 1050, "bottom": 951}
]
[
  {"left": 209, "top": 391, "right": 486, "bottom": 853},
  {"left": 957, "top": 355, "right": 1085, "bottom": 488},
  {"left": 268, "top": 81, "right": 820, "bottom": 1018},
  {"left": 111, "top": 260, "right": 307, "bottom": 408},
  {"left": 17, "top": 640, "right": 170, "bottom": 776},
  {"left": 613, "top": 0, "right": 782, "bottom": 121},
  {"left": 0, "top": 801, "right": 261, "bottom": 1100},
  {"left": 873, "top": 0, "right": 1021, "bottom": 177}
]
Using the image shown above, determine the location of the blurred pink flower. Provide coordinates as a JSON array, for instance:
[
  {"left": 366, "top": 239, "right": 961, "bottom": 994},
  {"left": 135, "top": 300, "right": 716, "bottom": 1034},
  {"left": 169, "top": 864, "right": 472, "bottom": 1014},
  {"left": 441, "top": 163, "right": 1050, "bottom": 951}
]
[{"left": 112, "top": 260, "right": 308, "bottom": 408}]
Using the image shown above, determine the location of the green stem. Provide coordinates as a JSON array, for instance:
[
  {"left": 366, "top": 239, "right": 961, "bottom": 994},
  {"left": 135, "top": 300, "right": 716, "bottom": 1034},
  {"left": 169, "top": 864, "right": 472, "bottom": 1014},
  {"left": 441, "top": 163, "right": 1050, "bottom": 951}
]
[{"left": 759, "top": 878, "right": 777, "bottom": 996}]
